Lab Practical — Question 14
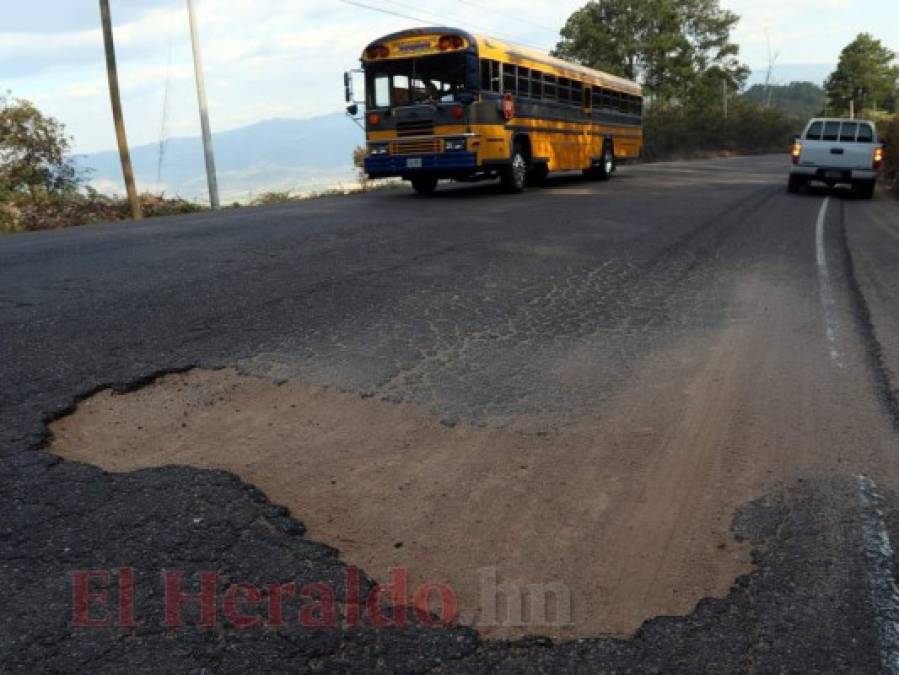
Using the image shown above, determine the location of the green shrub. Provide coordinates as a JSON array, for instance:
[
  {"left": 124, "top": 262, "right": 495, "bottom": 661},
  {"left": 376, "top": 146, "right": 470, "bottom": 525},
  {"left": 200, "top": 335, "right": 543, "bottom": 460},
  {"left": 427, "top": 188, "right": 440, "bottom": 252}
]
[
  {"left": 0, "top": 191, "right": 206, "bottom": 233},
  {"left": 0, "top": 201, "right": 24, "bottom": 233},
  {"left": 643, "top": 100, "right": 797, "bottom": 162},
  {"left": 250, "top": 191, "right": 296, "bottom": 206},
  {"left": 883, "top": 115, "right": 898, "bottom": 187}
]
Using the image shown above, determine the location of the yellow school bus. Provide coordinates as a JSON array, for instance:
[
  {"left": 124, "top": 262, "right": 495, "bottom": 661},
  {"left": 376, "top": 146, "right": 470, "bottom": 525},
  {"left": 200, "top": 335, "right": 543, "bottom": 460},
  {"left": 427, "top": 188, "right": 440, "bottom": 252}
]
[{"left": 347, "top": 27, "right": 643, "bottom": 195}]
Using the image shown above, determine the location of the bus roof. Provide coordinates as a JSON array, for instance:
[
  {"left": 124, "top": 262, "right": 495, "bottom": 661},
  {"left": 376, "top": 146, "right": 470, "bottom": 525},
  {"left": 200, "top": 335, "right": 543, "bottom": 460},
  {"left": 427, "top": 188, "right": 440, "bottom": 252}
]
[
  {"left": 362, "top": 27, "right": 643, "bottom": 97},
  {"left": 473, "top": 34, "right": 642, "bottom": 96}
]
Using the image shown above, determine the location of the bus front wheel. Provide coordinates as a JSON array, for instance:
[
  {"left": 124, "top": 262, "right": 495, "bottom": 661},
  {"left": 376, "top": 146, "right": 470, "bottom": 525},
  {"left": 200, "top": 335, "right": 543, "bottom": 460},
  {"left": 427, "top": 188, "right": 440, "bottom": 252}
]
[
  {"left": 411, "top": 176, "right": 438, "bottom": 196},
  {"left": 501, "top": 144, "right": 528, "bottom": 194}
]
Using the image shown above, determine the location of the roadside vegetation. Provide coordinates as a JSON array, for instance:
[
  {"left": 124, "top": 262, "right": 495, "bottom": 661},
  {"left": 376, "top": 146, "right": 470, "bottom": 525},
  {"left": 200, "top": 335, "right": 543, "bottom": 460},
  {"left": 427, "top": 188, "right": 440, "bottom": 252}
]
[
  {"left": 884, "top": 116, "right": 899, "bottom": 195},
  {"left": 1, "top": 93, "right": 206, "bottom": 233},
  {"left": 0, "top": 92, "right": 393, "bottom": 232}
]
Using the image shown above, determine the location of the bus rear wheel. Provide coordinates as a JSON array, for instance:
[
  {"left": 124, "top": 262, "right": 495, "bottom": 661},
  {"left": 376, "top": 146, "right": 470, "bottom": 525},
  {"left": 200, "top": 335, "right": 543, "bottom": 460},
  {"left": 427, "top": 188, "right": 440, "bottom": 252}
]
[
  {"left": 595, "top": 142, "right": 615, "bottom": 181},
  {"left": 411, "top": 175, "right": 438, "bottom": 195}
]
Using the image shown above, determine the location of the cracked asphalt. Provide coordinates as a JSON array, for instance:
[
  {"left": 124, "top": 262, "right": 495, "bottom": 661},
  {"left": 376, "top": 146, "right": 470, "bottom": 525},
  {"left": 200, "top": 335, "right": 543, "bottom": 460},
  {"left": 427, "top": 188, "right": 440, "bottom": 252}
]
[{"left": 3, "top": 156, "right": 899, "bottom": 672}]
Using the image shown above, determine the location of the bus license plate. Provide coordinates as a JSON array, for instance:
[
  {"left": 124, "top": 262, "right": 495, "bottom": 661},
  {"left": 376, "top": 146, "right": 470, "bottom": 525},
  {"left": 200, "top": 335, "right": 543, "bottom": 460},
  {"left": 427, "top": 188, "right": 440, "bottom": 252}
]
[
  {"left": 825, "top": 171, "right": 842, "bottom": 179},
  {"left": 406, "top": 158, "right": 423, "bottom": 168}
]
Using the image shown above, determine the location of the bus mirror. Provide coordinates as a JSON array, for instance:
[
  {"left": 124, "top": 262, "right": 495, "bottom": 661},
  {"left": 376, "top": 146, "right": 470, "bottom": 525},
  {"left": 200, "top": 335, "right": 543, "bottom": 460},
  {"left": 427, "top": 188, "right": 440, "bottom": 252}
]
[
  {"left": 458, "top": 92, "right": 475, "bottom": 107},
  {"left": 346, "top": 104, "right": 359, "bottom": 116},
  {"left": 344, "top": 72, "right": 353, "bottom": 103},
  {"left": 790, "top": 134, "right": 800, "bottom": 144}
]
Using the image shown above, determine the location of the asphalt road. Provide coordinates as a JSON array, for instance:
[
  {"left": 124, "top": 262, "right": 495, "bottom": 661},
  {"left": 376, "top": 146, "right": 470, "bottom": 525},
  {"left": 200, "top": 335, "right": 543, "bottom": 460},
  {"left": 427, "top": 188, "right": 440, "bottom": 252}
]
[{"left": 2, "top": 155, "right": 899, "bottom": 673}]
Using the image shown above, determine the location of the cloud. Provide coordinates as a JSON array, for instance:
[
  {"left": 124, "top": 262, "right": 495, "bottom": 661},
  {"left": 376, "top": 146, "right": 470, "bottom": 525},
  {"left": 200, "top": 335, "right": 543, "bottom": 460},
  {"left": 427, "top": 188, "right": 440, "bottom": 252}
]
[{"left": 4, "top": 0, "right": 894, "bottom": 155}]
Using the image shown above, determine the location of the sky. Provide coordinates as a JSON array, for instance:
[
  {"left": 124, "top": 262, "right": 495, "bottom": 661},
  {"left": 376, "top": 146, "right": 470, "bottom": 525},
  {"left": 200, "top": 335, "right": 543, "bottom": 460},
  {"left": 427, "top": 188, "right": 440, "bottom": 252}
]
[{"left": 2, "top": 0, "right": 896, "bottom": 154}]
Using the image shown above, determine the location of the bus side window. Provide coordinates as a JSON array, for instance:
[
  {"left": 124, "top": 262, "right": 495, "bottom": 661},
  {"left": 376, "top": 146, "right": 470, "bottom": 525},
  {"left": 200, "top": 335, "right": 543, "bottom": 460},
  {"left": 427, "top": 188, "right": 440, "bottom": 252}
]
[
  {"left": 481, "top": 60, "right": 501, "bottom": 93},
  {"left": 503, "top": 63, "right": 517, "bottom": 94},
  {"left": 558, "top": 78, "right": 571, "bottom": 104},
  {"left": 544, "top": 74, "right": 557, "bottom": 101},
  {"left": 571, "top": 80, "right": 583, "bottom": 107},
  {"left": 584, "top": 86, "right": 592, "bottom": 112},
  {"left": 518, "top": 67, "right": 531, "bottom": 98},
  {"left": 530, "top": 70, "right": 543, "bottom": 99}
]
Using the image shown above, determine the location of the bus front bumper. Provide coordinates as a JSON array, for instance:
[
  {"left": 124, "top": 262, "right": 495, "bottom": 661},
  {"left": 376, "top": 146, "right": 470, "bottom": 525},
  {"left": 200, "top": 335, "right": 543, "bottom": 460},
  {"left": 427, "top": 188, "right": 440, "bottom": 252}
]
[{"left": 365, "top": 152, "right": 478, "bottom": 178}]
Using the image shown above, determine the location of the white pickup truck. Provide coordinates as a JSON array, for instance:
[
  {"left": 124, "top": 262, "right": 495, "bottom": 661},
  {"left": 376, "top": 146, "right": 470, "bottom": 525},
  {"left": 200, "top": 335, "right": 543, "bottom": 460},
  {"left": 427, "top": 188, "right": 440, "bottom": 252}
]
[{"left": 789, "top": 118, "right": 884, "bottom": 198}]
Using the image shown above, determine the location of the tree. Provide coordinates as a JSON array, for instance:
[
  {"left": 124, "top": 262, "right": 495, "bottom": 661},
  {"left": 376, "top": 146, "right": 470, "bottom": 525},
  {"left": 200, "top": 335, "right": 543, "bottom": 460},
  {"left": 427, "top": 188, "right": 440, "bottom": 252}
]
[
  {"left": 553, "top": 0, "right": 749, "bottom": 107},
  {"left": 825, "top": 34, "right": 899, "bottom": 115},
  {"left": 0, "top": 93, "right": 80, "bottom": 205}
]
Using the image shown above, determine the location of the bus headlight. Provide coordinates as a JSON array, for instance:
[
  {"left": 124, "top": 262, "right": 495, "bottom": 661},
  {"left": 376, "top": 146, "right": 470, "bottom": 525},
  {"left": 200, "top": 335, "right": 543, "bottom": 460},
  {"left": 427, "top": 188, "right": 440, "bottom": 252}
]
[
  {"left": 445, "top": 138, "right": 467, "bottom": 152},
  {"left": 369, "top": 144, "right": 389, "bottom": 156}
]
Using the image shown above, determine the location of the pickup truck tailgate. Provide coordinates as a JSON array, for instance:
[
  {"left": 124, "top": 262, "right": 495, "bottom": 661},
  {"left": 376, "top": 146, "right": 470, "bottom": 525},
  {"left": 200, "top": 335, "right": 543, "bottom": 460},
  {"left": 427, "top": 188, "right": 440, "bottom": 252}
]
[{"left": 801, "top": 140, "right": 873, "bottom": 169}]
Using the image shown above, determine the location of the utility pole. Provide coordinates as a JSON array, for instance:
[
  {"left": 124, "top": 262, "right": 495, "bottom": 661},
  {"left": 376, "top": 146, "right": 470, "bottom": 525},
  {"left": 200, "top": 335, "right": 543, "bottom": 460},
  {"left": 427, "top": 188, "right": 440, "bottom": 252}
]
[
  {"left": 187, "top": 0, "right": 220, "bottom": 209},
  {"left": 99, "top": 0, "right": 142, "bottom": 220},
  {"left": 763, "top": 28, "right": 780, "bottom": 109},
  {"left": 723, "top": 79, "right": 728, "bottom": 121}
]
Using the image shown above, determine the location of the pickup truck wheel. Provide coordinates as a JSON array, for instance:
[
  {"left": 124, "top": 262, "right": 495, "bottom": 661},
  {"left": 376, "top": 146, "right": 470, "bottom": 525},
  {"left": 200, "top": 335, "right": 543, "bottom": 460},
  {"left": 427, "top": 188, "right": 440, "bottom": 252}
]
[
  {"left": 788, "top": 174, "right": 804, "bottom": 194},
  {"left": 855, "top": 180, "right": 876, "bottom": 199},
  {"left": 411, "top": 176, "right": 438, "bottom": 196}
]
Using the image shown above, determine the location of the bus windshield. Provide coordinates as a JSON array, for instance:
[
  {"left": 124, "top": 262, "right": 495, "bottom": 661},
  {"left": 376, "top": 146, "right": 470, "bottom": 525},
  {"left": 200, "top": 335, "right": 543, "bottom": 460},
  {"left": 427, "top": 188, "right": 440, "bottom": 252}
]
[{"left": 366, "top": 53, "right": 469, "bottom": 108}]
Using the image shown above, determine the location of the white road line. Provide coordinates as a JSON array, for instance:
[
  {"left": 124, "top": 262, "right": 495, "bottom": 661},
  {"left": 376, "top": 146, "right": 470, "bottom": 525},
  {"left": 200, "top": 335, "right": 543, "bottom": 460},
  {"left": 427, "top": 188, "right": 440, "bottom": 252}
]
[
  {"left": 815, "top": 197, "right": 844, "bottom": 368},
  {"left": 857, "top": 475, "right": 899, "bottom": 675}
]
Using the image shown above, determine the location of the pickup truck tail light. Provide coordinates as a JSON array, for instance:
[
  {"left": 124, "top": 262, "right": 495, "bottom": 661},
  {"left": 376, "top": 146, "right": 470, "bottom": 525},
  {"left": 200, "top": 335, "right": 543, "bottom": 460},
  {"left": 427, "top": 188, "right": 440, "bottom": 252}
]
[
  {"left": 873, "top": 145, "right": 884, "bottom": 170},
  {"left": 791, "top": 142, "right": 802, "bottom": 165}
]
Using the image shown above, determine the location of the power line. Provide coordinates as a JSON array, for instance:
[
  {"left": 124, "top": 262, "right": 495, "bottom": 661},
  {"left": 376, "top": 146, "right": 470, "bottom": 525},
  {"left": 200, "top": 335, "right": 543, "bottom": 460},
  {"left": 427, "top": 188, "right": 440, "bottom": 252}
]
[
  {"left": 379, "top": 0, "right": 462, "bottom": 26},
  {"left": 336, "top": 0, "right": 549, "bottom": 52},
  {"left": 456, "top": 0, "right": 550, "bottom": 33},
  {"left": 337, "top": 0, "right": 430, "bottom": 24},
  {"left": 156, "top": 25, "right": 175, "bottom": 188}
]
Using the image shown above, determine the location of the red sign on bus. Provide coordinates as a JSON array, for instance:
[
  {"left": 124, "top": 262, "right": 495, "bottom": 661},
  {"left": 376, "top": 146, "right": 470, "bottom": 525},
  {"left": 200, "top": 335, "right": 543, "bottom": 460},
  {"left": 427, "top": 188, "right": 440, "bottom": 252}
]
[{"left": 502, "top": 93, "right": 515, "bottom": 120}]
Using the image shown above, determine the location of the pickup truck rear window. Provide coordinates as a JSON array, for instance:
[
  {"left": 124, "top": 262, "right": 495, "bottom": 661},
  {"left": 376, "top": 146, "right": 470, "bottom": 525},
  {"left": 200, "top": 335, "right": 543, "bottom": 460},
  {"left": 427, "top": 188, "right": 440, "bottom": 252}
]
[
  {"left": 857, "top": 125, "right": 873, "bottom": 142},
  {"left": 806, "top": 121, "right": 823, "bottom": 140},
  {"left": 822, "top": 122, "right": 840, "bottom": 141},
  {"left": 839, "top": 123, "right": 858, "bottom": 142}
]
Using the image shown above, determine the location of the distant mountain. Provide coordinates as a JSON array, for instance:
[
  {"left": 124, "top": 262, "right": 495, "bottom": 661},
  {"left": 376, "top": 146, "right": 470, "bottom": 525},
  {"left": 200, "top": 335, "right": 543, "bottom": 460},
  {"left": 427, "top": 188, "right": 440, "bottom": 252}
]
[
  {"left": 746, "top": 64, "right": 834, "bottom": 89},
  {"left": 743, "top": 81, "right": 827, "bottom": 120},
  {"left": 78, "top": 114, "right": 365, "bottom": 203}
]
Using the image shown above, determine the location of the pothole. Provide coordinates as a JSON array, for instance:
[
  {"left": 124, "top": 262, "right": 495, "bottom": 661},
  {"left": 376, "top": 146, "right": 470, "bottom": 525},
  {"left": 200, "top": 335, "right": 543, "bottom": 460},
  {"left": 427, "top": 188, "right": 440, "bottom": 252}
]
[{"left": 49, "top": 366, "right": 752, "bottom": 639}]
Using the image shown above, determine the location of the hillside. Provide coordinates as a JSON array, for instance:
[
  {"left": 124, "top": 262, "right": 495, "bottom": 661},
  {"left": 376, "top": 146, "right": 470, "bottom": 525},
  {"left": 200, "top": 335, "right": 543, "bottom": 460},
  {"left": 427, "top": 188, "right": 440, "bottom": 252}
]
[
  {"left": 78, "top": 114, "right": 365, "bottom": 203},
  {"left": 742, "top": 82, "right": 827, "bottom": 120}
]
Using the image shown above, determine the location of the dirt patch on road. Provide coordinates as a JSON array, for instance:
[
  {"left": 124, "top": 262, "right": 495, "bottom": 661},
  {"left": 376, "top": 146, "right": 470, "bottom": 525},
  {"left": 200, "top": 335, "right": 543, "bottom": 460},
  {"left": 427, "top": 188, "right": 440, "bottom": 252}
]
[{"left": 50, "top": 356, "right": 757, "bottom": 639}]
